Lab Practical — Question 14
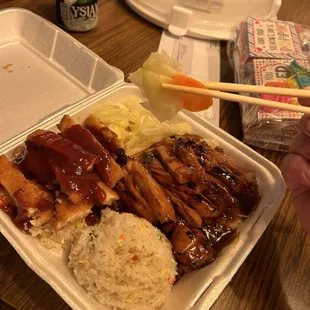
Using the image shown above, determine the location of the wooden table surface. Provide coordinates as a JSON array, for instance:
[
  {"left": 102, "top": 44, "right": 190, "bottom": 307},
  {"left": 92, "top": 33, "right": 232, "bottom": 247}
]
[{"left": 1, "top": 1, "right": 310, "bottom": 310}]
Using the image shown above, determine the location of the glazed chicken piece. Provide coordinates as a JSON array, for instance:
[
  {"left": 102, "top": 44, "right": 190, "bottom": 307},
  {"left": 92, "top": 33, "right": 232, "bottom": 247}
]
[
  {"left": 125, "top": 160, "right": 175, "bottom": 223},
  {"left": 142, "top": 153, "right": 175, "bottom": 186},
  {"left": 155, "top": 144, "right": 193, "bottom": 184},
  {"left": 208, "top": 146, "right": 258, "bottom": 210},
  {"left": 165, "top": 189, "right": 203, "bottom": 228},
  {"left": 215, "top": 203, "right": 243, "bottom": 232},
  {"left": 169, "top": 224, "right": 215, "bottom": 269},
  {"left": 193, "top": 173, "right": 235, "bottom": 207},
  {"left": 174, "top": 136, "right": 236, "bottom": 210},
  {"left": 185, "top": 137, "right": 259, "bottom": 213},
  {"left": 174, "top": 136, "right": 207, "bottom": 181},
  {"left": 167, "top": 187, "right": 221, "bottom": 222},
  {"left": 84, "top": 115, "right": 127, "bottom": 167},
  {"left": 57, "top": 115, "right": 124, "bottom": 188},
  {"left": 210, "top": 145, "right": 257, "bottom": 184},
  {"left": 0, "top": 155, "right": 54, "bottom": 231},
  {"left": 142, "top": 149, "right": 232, "bottom": 222}
]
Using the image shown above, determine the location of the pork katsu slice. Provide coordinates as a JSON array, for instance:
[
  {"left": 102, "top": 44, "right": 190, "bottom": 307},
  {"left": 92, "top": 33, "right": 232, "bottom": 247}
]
[
  {"left": 31, "top": 209, "right": 54, "bottom": 228},
  {"left": 84, "top": 115, "right": 128, "bottom": 166},
  {"left": 53, "top": 165, "right": 118, "bottom": 205},
  {"left": 155, "top": 144, "right": 193, "bottom": 184},
  {"left": 0, "top": 155, "right": 54, "bottom": 228},
  {"left": 19, "top": 141, "right": 55, "bottom": 185},
  {"left": 53, "top": 183, "right": 118, "bottom": 230},
  {"left": 53, "top": 197, "right": 92, "bottom": 230},
  {"left": 27, "top": 130, "right": 108, "bottom": 204},
  {"left": 28, "top": 129, "right": 98, "bottom": 171},
  {"left": 126, "top": 160, "right": 175, "bottom": 223},
  {"left": 57, "top": 115, "right": 124, "bottom": 188},
  {"left": 96, "top": 181, "right": 119, "bottom": 205}
]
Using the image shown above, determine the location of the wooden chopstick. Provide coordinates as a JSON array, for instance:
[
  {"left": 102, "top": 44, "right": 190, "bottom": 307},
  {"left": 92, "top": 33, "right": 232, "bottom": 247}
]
[
  {"left": 203, "top": 81, "right": 310, "bottom": 98},
  {"left": 161, "top": 83, "right": 310, "bottom": 114}
]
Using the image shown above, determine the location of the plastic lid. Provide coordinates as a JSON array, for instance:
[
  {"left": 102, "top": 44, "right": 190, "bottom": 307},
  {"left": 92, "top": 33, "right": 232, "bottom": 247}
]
[
  {"left": 125, "top": 0, "right": 282, "bottom": 40},
  {"left": 0, "top": 8, "right": 124, "bottom": 146}
]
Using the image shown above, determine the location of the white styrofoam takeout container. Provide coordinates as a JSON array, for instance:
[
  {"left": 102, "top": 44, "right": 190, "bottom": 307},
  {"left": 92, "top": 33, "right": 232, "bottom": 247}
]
[
  {"left": 0, "top": 8, "right": 286, "bottom": 310},
  {"left": 0, "top": 7, "right": 123, "bottom": 147},
  {"left": 125, "top": 0, "right": 282, "bottom": 40}
]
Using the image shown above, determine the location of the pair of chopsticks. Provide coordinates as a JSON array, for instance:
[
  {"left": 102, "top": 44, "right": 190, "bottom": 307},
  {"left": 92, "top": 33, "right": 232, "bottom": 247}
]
[{"left": 162, "top": 81, "right": 310, "bottom": 114}]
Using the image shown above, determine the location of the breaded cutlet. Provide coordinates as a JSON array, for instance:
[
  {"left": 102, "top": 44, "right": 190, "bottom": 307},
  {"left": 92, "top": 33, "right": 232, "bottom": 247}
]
[
  {"left": 0, "top": 155, "right": 54, "bottom": 226},
  {"left": 57, "top": 115, "right": 124, "bottom": 188},
  {"left": 54, "top": 197, "right": 92, "bottom": 230}
]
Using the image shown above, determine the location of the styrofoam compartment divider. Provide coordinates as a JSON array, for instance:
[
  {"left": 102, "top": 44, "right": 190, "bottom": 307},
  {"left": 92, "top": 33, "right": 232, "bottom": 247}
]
[
  {"left": 0, "top": 8, "right": 124, "bottom": 146},
  {"left": 0, "top": 83, "right": 286, "bottom": 310}
]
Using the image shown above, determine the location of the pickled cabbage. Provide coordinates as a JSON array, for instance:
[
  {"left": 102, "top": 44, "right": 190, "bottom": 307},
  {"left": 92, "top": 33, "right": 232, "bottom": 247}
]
[{"left": 92, "top": 95, "right": 192, "bottom": 156}]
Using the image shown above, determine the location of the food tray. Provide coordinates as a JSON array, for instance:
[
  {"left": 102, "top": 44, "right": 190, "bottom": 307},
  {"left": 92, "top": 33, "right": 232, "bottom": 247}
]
[
  {"left": 0, "top": 83, "right": 286, "bottom": 310},
  {"left": 0, "top": 8, "right": 123, "bottom": 147}
]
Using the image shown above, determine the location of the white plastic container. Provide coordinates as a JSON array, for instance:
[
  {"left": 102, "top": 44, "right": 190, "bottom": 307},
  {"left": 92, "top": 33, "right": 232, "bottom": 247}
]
[
  {"left": 0, "top": 8, "right": 123, "bottom": 147},
  {"left": 125, "top": 0, "right": 282, "bottom": 40},
  {"left": 0, "top": 8, "right": 286, "bottom": 310}
]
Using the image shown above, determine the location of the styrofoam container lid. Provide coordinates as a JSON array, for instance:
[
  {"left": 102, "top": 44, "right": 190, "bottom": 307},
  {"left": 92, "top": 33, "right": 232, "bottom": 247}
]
[
  {"left": 0, "top": 8, "right": 124, "bottom": 147},
  {"left": 125, "top": 0, "right": 282, "bottom": 40}
]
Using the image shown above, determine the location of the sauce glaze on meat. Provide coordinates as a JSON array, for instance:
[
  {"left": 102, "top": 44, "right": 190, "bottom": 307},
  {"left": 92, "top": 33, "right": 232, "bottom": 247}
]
[
  {"left": 0, "top": 114, "right": 259, "bottom": 278},
  {"left": 117, "top": 135, "right": 259, "bottom": 277}
]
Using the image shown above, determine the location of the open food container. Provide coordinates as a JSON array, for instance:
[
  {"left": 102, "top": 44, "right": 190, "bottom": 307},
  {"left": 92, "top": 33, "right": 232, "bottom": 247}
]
[{"left": 0, "top": 8, "right": 286, "bottom": 310}]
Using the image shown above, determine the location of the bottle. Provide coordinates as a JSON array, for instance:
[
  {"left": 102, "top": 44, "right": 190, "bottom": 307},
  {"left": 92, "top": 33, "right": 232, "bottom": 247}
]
[{"left": 56, "top": 0, "right": 99, "bottom": 32}]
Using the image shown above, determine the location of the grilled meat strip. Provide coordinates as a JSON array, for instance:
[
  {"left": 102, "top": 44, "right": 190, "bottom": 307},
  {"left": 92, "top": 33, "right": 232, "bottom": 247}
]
[
  {"left": 174, "top": 136, "right": 236, "bottom": 211},
  {"left": 124, "top": 173, "right": 157, "bottom": 223},
  {"left": 116, "top": 181, "right": 157, "bottom": 224},
  {"left": 165, "top": 189, "right": 203, "bottom": 228},
  {"left": 182, "top": 135, "right": 259, "bottom": 213},
  {"left": 155, "top": 144, "right": 193, "bottom": 184},
  {"left": 142, "top": 150, "right": 233, "bottom": 221},
  {"left": 125, "top": 160, "right": 175, "bottom": 223}
]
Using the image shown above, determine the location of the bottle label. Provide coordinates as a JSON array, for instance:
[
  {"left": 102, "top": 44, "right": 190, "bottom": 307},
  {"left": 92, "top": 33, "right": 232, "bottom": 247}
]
[{"left": 57, "top": 0, "right": 98, "bottom": 31}]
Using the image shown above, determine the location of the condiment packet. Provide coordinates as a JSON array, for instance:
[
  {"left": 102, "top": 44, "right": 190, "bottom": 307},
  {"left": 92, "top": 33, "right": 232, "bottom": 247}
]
[{"left": 229, "top": 17, "right": 310, "bottom": 152}]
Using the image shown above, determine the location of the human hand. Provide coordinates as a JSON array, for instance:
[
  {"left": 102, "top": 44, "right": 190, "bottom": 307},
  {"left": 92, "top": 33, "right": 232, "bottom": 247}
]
[{"left": 281, "top": 88, "right": 310, "bottom": 233}]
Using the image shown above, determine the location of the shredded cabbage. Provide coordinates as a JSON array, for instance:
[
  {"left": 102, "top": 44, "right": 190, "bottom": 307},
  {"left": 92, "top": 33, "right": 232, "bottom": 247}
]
[{"left": 92, "top": 95, "right": 192, "bottom": 156}]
